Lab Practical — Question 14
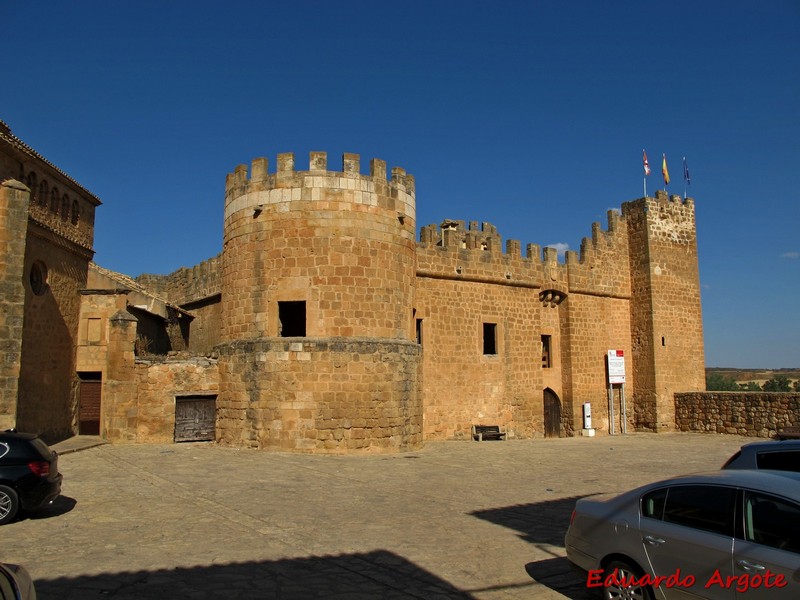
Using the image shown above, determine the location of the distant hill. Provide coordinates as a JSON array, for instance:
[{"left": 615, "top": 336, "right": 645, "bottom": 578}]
[{"left": 706, "top": 367, "right": 800, "bottom": 387}]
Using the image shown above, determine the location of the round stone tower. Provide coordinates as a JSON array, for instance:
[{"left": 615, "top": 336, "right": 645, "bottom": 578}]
[{"left": 216, "top": 151, "right": 422, "bottom": 452}]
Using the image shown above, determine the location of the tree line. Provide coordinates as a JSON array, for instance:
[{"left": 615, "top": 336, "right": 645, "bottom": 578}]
[{"left": 706, "top": 373, "right": 799, "bottom": 392}]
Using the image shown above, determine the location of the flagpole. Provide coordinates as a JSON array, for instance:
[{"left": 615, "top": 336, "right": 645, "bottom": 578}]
[{"left": 683, "top": 156, "right": 688, "bottom": 199}]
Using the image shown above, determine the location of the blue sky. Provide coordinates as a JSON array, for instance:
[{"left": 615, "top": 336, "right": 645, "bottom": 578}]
[{"left": 3, "top": 1, "right": 798, "bottom": 368}]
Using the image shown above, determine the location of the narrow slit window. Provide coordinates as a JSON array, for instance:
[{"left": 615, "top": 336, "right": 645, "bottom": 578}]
[
  {"left": 483, "top": 323, "right": 497, "bottom": 355},
  {"left": 278, "top": 301, "right": 306, "bottom": 337},
  {"left": 416, "top": 318, "right": 423, "bottom": 346},
  {"left": 541, "top": 335, "right": 552, "bottom": 368}
]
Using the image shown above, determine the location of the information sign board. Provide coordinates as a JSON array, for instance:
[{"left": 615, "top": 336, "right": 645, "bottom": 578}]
[{"left": 607, "top": 349, "right": 626, "bottom": 384}]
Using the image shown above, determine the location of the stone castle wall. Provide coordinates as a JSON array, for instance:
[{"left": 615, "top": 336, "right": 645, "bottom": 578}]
[
  {"left": 217, "top": 338, "right": 420, "bottom": 452},
  {"left": 136, "top": 255, "right": 222, "bottom": 306},
  {"left": 625, "top": 193, "right": 705, "bottom": 431},
  {"left": 415, "top": 210, "right": 639, "bottom": 439},
  {"left": 676, "top": 392, "right": 800, "bottom": 438}
]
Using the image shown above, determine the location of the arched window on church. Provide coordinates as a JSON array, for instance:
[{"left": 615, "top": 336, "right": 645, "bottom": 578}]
[
  {"left": 61, "top": 194, "right": 70, "bottom": 221},
  {"left": 71, "top": 199, "right": 80, "bottom": 225},
  {"left": 50, "top": 187, "right": 60, "bottom": 214},
  {"left": 26, "top": 172, "right": 38, "bottom": 204},
  {"left": 39, "top": 180, "right": 49, "bottom": 207}
]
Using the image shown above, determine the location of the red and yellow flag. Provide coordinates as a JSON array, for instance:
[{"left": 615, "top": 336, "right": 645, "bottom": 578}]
[{"left": 662, "top": 154, "right": 670, "bottom": 185}]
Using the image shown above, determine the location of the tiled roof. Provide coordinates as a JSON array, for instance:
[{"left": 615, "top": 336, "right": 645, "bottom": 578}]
[
  {"left": 0, "top": 119, "right": 101, "bottom": 206},
  {"left": 90, "top": 262, "right": 192, "bottom": 317}
]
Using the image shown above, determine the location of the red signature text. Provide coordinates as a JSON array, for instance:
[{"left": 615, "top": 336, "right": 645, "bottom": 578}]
[{"left": 587, "top": 568, "right": 787, "bottom": 592}]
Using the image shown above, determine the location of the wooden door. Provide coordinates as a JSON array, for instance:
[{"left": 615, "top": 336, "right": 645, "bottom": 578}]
[
  {"left": 79, "top": 380, "right": 101, "bottom": 435},
  {"left": 543, "top": 388, "right": 561, "bottom": 438},
  {"left": 174, "top": 396, "right": 216, "bottom": 442}
]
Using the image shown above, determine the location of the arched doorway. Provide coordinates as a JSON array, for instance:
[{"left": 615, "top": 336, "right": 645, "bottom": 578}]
[{"left": 543, "top": 388, "right": 562, "bottom": 438}]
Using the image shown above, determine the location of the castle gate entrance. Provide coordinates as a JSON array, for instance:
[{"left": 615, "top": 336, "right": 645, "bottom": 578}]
[{"left": 543, "top": 388, "right": 561, "bottom": 438}]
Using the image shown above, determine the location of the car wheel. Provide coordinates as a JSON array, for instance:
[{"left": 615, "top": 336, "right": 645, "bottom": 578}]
[
  {"left": 0, "top": 485, "right": 19, "bottom": 525},
  {"left": 602, "top": 559, "right": 652, "bottom": 600}
]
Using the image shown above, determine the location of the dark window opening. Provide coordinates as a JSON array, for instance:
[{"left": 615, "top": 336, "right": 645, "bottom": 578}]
[
  {"left": 662, "top": 485, "right": 736, "bottom": 536},
  {"left": 744, "top": 491, "right": 800, "bottom": 553},
  {"left": 279, "top": 301, "right": 306, "bottom": 337},
  {"left": 662, "top": 336, "right": 666, "bottom": 346},
  {"left": 542, "top": 335, "right": 552, "bottom": 368},
  {"left": 416, "top": 318, "right": 423, "bottom": 345},
  {"left": 483, "top": 323, "right": 497, "bottom": 355},
  {"left": 756, "top": 451, "right": 800, "bottom": 471},
  {"left": 30, "top": 261, "right": 48, "bottom": 295}
]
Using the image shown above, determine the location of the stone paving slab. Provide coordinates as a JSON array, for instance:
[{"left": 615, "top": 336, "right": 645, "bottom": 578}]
[{"left": 1, "top": 433, "right": 751, "bottom": 599}]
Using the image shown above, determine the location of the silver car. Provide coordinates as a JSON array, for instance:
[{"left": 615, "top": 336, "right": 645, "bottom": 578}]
[
  {"left": 0, "top": 563, "right": 36, "bottom": 600},
  {"left": 565, "top": 470, "right": 800, "bottom": 599}
]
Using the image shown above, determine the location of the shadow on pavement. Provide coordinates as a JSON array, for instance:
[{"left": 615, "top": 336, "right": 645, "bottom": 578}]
[
  {"left": 34, "top": 549, "right": 476, "bottom": 600},
  {"left": 26, "top": 495, "right": 77, "bottom": 521},
  {"left": 472, "top": 496, "right": 595, "bottom": 599}
]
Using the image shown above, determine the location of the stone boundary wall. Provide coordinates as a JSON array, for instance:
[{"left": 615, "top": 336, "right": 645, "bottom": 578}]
[
  {"left": 136, "top": 254, "right": 221, "bottom": 306},
  {"left": 675, "top": 392, "right": 800, "bottom": 438},
  {"left": 133, "top": 356, "right": 219, "bottom": 443}
]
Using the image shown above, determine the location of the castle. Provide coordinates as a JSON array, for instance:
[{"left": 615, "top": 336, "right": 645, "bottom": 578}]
[{"left": 1, "top": 122, "right": 706, "bottom": 452}]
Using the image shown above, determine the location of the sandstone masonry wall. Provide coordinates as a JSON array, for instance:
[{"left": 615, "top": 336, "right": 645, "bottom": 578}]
[
  {"left": 136, "top": 255, "right": 222, "bottom": 305},
  {"left": 676, "top": 392, "right": 800, "bottom": 438},
  {"left": 132, "top": 357, "right": 219, "bottom": 443},
  {"left": 217, "top": 338, "right": 421, "bottom": 452},
  {"left": 0, "top": 180, "right": 29, "bottom": 430},
  {"left": 626, "top": 193, "right": 705, "bottom": 431}
]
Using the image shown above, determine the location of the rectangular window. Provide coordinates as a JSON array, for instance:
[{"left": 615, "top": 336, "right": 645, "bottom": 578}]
[
  {"left": 744, "top": 491, "right": 800, "bottom": 553},
  {"left": 541, "top": 335, "right": 552, "bottom": 368},
  {"left": 663, "top": 486, "right": 736, "bottom": 536},
  {"left": 416, "top": 318, "right": 423, "bottom": 345},
  {"left": 483, "top": 323, "right": 497, "bottom": 355},
  {"left": 278, "top": 301, "right": 306, "bottom": 337}
]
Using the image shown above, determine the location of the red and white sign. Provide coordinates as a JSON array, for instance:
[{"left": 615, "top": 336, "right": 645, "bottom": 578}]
[{"left": 607, "top": 350, "right": 626, "bottom": 384}]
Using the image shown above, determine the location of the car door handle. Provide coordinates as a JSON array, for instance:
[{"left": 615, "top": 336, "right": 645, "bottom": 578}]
[
  {"left": 737, "top": 560, "right": 766, "bottom": 572},
  {"left": 643, "top": 535, "right": 665, "bottom": 546}
]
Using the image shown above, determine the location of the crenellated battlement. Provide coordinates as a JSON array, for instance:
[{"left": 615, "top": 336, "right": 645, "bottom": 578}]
[
  {"left": 416, "top": 219, "right": 568, "bottom": 291},
  {"left": 224, "top": 151, "right": 415, "bottom": 198},
  {"left": 622, "top": 191, "right": 697, "bottom": 247},
  {"left": 569, "top": 209, "right": 628, "bottom": 265},
  {"left": 135, "top": 254, "right": 222, "bottom": 306},
  {"left": 416, "top": 204, "right": 643, "bottom": 299}
]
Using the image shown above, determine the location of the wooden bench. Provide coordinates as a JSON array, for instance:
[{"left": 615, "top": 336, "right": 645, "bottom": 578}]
[{"left": 471, "top": 425, "right": 507, "bottom": 441}]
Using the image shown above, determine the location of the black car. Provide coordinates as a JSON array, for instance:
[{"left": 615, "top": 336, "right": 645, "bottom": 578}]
[
  {"left": 722, "top": 439, "right": 800, "bottom": 472},
  {"left": 0, "top": 430, "right": 62, "bottom": 525}
]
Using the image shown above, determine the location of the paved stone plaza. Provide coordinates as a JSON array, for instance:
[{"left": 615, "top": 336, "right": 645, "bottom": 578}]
[{"left": 2, "top": 433, "right": 750, "bottom": 599}]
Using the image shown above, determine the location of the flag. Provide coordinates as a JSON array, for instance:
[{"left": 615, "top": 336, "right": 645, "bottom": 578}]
[
  {"left": 683, "top": 157, "right": 690, "bottom": 186},
  {"left": 662, "top": 154, "right": 670, "bottom": 186},
  {"left": 643, "top": 150, "right": 651, "bottom": 176}
]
